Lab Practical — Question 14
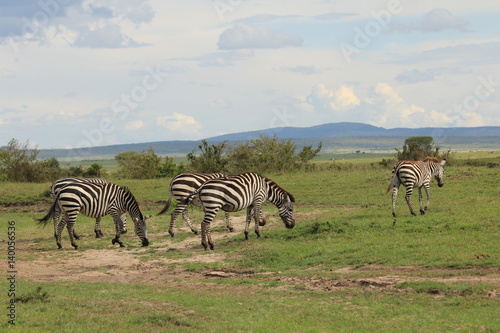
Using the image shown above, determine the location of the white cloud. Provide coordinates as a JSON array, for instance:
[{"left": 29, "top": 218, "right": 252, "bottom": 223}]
[
  {"left": 391, "top": 8, "right": 470, "bottom": 33},
  {"left": 395, "top": 66, "right": 472, "bottom": 83},
  {"left": 0, "top": 68, "right": 15, "bottom": 78},
  {"left": 157, "top": 113, "right": 201, "bottom": 135},
  {"left": 210, "top": 98, "right": 231, "bottom": 109},
  {"left": 125, "top": 120, "right": 144, "bottom": 130},
  {"left": 217, "top": 24, "right": 303, "bottom": 49},
  {"left": 307, "top": 84, "right": 360, "bottom": 113},
  {"left": 74, "top": 23, "right": 146, "bottom": 48},
  {"left": 275, "top": 65, "right": 322, "bottom": 75}
]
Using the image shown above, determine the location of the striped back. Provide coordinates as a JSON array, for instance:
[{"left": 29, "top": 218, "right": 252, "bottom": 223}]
[
  {"left": 196, "top": 172, "right": 295, "bottom": 228},
  {"left": 394, "top": 157, "right": 445, "bottom": 188},
  {"left": 51, "top": 177, "right": 108, "bottom": 199},
  {"left": 196, "top": 173, "right": 264, "bottom": 211},
  {"left": 57, "top": 182, "right": 148, "bottom": 242},
  {"left": 170, "top": 173, "right": 226, "bottom": 198}
]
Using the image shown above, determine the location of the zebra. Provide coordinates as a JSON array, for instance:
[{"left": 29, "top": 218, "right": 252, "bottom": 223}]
[
  {"left": 386, "top": 157, "right": 446, "bottom": 218},
  {"left": 183, "top": 172, "right": 295, "bottom": 250},
  {"left": 50, "top": 177, "right": 127, "bottom": 239},
  {"left": 38, "top": 182, "right": 149, "bottom": 249},
  {"left": 158, "top": 173, "right": 254, "bottom": 237}
]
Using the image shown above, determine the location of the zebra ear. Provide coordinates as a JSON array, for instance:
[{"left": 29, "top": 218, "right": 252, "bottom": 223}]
[
  {"left": 144, "top": 215, "right": 152, "bottom": 220},
  {"left": 440, "top": 159, "right": 446, "bottom": 166}
]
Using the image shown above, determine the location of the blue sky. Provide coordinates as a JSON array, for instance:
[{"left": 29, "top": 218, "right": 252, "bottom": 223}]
[{"left": 1, "top": 0, "right": 499, "bottom": 149}]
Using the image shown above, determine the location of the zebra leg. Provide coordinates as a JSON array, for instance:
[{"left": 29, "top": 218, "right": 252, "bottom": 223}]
[
  {"left": 110, "top": 212, "right": 125, "bottom": 247},
  {"left": 253, "top": 202, "right": 264, "bottom": 238},
  {"left": 200, "top": 209, "right": 218, "bottom": 250},
  {"left": 120, "top": 213, "right": 127, "bottom": 234},
  {"left": 55, "top": 218, "right": 66, "bottom": 249},
  {"left": 72, "top": 229, "right": 81, "bottom": 240},
  {"left": 244, "top": 207, "right": 252, "bottom": 240},
  {"left": 224, "top": 212, "right": 235, "bottom": 232},
  {"left": 405, "top": 187, "right": 417, "bottom": 216},
  {"left": 418, "top": 187, "right": 425, "bottom": 215},
  {"left": 423, "top": 185, "right": 431, "bottom": 214},
  {"left": 66, "top": 221, "right": 79, "bottom": 250},
  {"left": 168, "top": 204, "right": 186, "bottom": 237},
  {"left": 182, "top": 209, "right": 199, "bottom": 235},
  {"left": 391, "top": 186, "right": 399, "bottom": 218},
  {"left": 94, "top": 217, "right": 104, "bottom": 238}
]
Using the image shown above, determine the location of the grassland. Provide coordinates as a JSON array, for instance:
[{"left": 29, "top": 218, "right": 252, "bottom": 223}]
[{"left": 1, "top": 151, "right": 499, "bottom": 332}]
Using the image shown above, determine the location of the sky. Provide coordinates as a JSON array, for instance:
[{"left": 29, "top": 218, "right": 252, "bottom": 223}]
[{"left": 1, "top": 0, "right": 500, "bottom": 149}]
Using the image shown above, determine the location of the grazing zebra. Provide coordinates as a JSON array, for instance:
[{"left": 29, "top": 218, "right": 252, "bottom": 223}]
[
  {"left": 158, "top": 173, "right": 245, "bottom": 237},
  {"left": 38, "top": 182, "right": 149, "bottom": 249},
  {"left": 51, "top": 177, "right": 127, "bottom": 239},
  {"left": 386, "top": 157, "right": 446, "bottom": 217},
  {"left": 183, "top": 172, "right": 295, "bottom": 250}
]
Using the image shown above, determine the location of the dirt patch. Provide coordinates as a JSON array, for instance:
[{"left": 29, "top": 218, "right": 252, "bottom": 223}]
[{"left": 17, "top": 215, "right": 500, "bottom": 295}]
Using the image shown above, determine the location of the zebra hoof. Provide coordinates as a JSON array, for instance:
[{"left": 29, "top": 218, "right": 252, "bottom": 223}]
[
  {"left": 73, "top": 245, "right": 79, "bottom": 250},
  {"left": 192, "top": 230, "right": 199, "bottom": 235},
  {"left": 119, "top": 243, "right": 126, "bottom": 248},
  {"left": 57, "top": 244, "right": 62, "bottom": 249},
  {"left": 228, "top": 227, "right": 235, "bottom": 233},
  {"left": 74, "top": 235, "right": 81, "bottom": 240},
  {"left": 420, "top": 210, "right": 426, "bottom": 215}
]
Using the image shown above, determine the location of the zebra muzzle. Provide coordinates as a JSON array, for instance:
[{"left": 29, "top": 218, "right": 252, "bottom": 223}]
[{"left": 142, "top": 238, "right": 150, "bottom": 247}]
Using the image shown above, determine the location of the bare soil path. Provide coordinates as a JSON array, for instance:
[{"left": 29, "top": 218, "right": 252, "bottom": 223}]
[{"left": 17, "top": 215, "right": 500, "bottom": 296}]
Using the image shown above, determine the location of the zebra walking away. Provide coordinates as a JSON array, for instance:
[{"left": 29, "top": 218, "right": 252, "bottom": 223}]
[
  {"left": 386, "top": 157, "right": 446, "bottom": 218},
  {"left": 51, "top": 177, "right": 127, "bottom": 239},
  {"left": 183, "top": 172, "right": 295, "bottom": 250},
  {"left": 158, "top": 173, "right": 248, "bottom": 237},
  {"left": 39, "top": 182, "right": 149, "bottom": 249}
]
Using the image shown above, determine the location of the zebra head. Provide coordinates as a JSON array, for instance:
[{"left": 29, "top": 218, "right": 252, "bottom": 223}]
[
  {"left": 133, "top": 215, "right": 150, "bottom": 246},
  {"left": 435, "top": 159, "right": 446, "bottom": 187},
  {"left": 277, "top": 194, "right": 295, "bottom": 229}
]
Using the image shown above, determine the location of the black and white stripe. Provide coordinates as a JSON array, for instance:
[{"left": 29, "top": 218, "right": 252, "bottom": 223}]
[
  {"left": 386, "top": 157, "right": 446, "bottom": 217},
  {"left": 158, "top": 173, "right": 236, "bottom": 237},
  {"left": 51, "top": 177, "right": 127, "bottom": 239},
  {"left": 39, "top": 182, "right": 149, "bottom": 249},
  {"left": 184, "top": 172, "right": 295, "bottom": 250}
]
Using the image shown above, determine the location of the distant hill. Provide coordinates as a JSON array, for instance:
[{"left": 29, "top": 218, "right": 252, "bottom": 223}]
[
  {"left": 204, "top": 122, "right": 500, "bottom": 141},
  {"left": 36, "top": 122, "right": 500, "bottom": 160}
]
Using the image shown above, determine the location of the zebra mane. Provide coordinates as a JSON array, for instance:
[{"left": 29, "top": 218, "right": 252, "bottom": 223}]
[
  {"left": 120, "top": 186, "right": 144, "bottom": 219},
  {"left": 263, "top": 176, "right": 295, "bottom": 203},
  {"left": 121, "top": 186, "right": 136, "bottom": 200},
  {"left": 423, "top": 157, "right": 439, "bottom": 163}
]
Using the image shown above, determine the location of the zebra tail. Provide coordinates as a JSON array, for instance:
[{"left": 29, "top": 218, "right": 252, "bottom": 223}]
[
  {"left": 385, "top": 168, "right": 396, "bottom": 194},
  {"left": 157, "top": 197, "right": 172, "bottom": 216},
  {"left": 37, "top": 198, "right": 58, "bottom": 226},
  {"left": 179, "top": 191, "right": 197, "bottom": 206}
]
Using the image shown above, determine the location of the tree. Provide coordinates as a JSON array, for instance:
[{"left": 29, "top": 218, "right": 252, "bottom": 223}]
[
  {"left": 396, "top": 136, "right": 439, "bottom": 161},
  {"left": 0, "top": 139, "right": 63, "bottom": 182},
  {"left": 225, "top": 135, "right": 322, "bottom": 174},
  {"left": 115, "top": 148, "right": 183, "bottom": 179},
  {"left": 83, "top": 163, "right": 104, "bottom": 177},
  {"left": 115, "top": 148, "right": 161, "bottom": 179},
  {"left": 187, "top": 140, "right": 229, "bottom": 173},
  {"left": 157, "top": 156, "right": 185, "bottom": 177}
]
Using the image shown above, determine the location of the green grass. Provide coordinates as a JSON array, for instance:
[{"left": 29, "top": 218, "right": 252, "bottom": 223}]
[{"left": 1, "top": 151, "right": 500, "bottom": 332}]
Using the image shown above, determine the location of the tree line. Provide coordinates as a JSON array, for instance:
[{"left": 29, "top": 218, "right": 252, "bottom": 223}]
[{"left": 0, "top": 136, "right": 450, "bottom": 182}]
